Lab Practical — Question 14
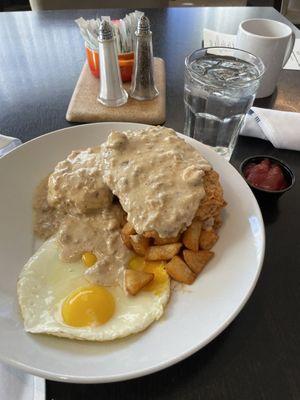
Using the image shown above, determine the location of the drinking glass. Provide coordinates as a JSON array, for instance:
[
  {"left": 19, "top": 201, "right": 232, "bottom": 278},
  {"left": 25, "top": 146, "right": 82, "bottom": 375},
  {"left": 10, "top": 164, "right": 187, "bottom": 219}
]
[{"left": 184, "top": 47, "right": 265, "bottom": 160}]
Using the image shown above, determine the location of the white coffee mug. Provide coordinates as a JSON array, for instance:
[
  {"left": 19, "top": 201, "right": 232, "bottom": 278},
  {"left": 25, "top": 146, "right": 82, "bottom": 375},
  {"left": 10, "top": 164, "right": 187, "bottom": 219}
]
[{"left": 236, "top": 19, "right": 295, "bottom": 98}]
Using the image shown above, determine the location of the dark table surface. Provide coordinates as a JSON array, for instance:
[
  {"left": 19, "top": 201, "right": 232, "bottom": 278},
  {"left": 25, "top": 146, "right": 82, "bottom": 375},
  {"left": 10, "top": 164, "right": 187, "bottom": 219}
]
[{"left": 1, "top": 7, "right": 300, "bottom": 400}]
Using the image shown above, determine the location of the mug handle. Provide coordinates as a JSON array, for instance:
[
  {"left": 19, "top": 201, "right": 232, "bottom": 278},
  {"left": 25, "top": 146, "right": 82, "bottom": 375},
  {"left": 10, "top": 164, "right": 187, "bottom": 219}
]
[{"left": 283, "top": 31, "right": 295, "bottom": 66}]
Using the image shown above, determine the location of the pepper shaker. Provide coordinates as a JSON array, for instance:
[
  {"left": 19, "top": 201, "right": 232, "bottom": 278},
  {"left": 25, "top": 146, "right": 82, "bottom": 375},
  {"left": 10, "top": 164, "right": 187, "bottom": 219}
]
[
  {"left": 130, "top": 16, "right": 159, "bottom": 101},
  {"left": 98, "top": 20, "right": 128, "bottom": 107}
]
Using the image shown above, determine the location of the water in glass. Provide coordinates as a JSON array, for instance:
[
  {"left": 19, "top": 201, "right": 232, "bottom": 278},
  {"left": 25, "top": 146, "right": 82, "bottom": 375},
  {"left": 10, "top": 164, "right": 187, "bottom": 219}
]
[{"left": 184, "top": 50, "right": 263, "bottom": 160}]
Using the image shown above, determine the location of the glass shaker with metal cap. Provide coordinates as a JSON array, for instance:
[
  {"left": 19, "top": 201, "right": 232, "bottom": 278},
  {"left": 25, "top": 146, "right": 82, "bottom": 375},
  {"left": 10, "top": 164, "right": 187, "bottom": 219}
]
[
  {"left": 130, "top": 15, "right": 159, "bottom": 101},
  {"left": 98, "top": 20, "right": 128, "bottom": 107}
]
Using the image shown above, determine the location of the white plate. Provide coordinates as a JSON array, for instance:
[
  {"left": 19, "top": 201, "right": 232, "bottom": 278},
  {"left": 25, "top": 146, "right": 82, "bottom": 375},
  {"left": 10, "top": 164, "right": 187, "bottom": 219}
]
[{"left": 0, "top": 122, "right": 265, "bottom": 383}]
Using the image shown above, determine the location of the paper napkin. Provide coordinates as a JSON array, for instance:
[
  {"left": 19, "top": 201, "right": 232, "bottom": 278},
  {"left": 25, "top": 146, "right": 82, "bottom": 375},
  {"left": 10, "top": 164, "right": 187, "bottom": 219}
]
[
  {"left": 0, "top": 364, "right": 45, "bottom": 400},
  {"left": 0, "top": 134, "right": 45, "bottom": 400},
  {"left": 0, "top": 134, "right": 21, "bottom": 157},
  {"left": 241, "top": 107, "right": 300, "bottom": 151}
]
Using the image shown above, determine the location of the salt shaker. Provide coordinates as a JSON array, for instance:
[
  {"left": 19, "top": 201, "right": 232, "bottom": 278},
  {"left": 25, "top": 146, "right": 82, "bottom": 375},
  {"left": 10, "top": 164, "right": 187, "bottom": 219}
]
[
  {"left": 98, "top": 20, "right": 128, "bottom": 107},
  {"left": 130, "top": 16, "right": 159, "bottom": 101}
]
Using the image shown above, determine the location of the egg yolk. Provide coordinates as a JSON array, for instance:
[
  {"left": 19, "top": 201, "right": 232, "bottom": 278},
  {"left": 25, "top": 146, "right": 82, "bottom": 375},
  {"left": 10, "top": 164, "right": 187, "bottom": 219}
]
[
  {"left": 62, "top": 285, "right": 115, "bottom": 327},
  {"left": 82, "top": 252, "right": 97, "bottom": 267},
  {"left": 128, "top": 257, "right": 169, "bottom": 295}
]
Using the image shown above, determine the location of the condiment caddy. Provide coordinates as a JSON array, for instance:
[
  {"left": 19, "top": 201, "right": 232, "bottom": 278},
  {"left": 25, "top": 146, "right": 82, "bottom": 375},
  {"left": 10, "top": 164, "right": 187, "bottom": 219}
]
[
  {"left": 66, "top": 58, "right": 165, "bottom": 124},
  {"left": 75, "top": 12, "right": 160, "bottom": 110}
]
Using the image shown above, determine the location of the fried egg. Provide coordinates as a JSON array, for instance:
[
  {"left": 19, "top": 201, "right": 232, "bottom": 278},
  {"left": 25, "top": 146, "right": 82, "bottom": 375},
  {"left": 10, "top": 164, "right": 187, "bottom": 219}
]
[{"left": 17, "top": 237, "right": 170, "bottom": 341}]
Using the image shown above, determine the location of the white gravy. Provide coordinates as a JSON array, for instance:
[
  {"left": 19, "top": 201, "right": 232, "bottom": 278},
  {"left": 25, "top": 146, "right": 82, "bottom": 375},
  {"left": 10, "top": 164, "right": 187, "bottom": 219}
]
[
  {"left": 34, "top": 127, "right": 212, "bottom": 287},
  {"left": 101, "top": 127, "right": 211, "bottom": 238},
  {"left": 57, "top": 205, "right": 131, "bottom": 286},
  {"left": 48, "top": 147, "right": 112, "bottom": 214},
  {"left": 34, "top": 148, "right": 130, "bottom": 287}
]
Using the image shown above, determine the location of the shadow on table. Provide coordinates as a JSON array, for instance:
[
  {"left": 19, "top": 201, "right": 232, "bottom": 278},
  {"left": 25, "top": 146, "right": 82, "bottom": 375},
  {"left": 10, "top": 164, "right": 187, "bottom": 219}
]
[
  {"left": 253, "top": 88, "right": 277, "bottom": 110},
  {"left": 256, "top": 198, "right": 280, "bottom": 226}
]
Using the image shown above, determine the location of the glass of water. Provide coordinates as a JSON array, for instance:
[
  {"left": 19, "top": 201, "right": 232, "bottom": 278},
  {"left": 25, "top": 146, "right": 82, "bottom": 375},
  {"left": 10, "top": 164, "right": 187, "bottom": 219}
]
[{"left": 184, "top": 47, "right": 265, "bottom": 160}]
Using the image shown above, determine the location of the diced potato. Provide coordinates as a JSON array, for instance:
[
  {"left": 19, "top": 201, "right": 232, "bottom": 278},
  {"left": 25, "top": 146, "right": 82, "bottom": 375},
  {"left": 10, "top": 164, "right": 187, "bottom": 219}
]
[
  {"left": 145, "top": 243, "right": 182, "bottom": 261},
  {"left": 165, "top": 256, "right": 196, "bottom": 284},
  {"left": 130, "top": 234, "right": 150, "bottom": 256},
  {"left": 199, "top": 230, "right": 218, "bottom": 250},
  {"left": 125, "top": 269, "right": 154, "bottom": 295},
  {"left": 154, "top": 234, "right": 181, "bottom": 245},
  {"left": 143, "top": 230, "right": 159, "bottom": 240},
  {"left": 121, "top": 222, "right": 136, "bottom": 250},
  {"left": 143, "top": 230, "right": 181, "bottom": 245},
  {"left": 182, "top": 219, "right": 202, "bottom": 252},
  {"left": 183, "top": 249, "right": 214, "bottom": 274}
]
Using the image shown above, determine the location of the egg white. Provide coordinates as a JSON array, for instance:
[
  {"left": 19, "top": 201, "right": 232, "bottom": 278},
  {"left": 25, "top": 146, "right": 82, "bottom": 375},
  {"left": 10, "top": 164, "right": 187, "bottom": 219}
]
[{"left": 17, "top": 237, "right": 170, "bottom": 341}]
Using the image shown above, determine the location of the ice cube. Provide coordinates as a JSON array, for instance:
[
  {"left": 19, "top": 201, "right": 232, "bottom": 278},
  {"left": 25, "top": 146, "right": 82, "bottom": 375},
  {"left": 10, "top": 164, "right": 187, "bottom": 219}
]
[{"left": 208, "top": 67, "right": 239, "bottom": 83}]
